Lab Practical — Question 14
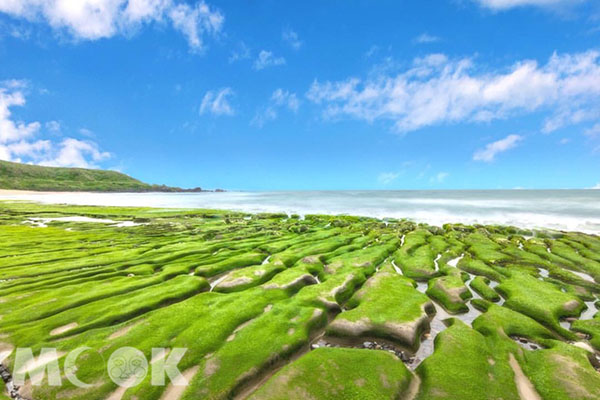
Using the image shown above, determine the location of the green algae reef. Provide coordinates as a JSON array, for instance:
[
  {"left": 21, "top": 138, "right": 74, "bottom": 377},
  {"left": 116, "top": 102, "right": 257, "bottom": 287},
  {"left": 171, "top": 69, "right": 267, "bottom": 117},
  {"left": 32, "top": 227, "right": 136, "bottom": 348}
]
[{"left": 0, "top": 202, "right": 599, "bottom": 400}]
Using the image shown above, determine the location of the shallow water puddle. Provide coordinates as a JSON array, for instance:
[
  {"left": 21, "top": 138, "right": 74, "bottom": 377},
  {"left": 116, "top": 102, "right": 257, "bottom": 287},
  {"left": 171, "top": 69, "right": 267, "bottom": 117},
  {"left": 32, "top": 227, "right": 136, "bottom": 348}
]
[
  {"left": 512, "top": 336, "right": 544, "bottom": 351},
  {"left": 410, "top": 302, "right": 453, "bottom": 369},
  {"left": 580, "top": 301, "right": 598, "bottom": 320},
  {"left": 415, "top": 282, "right": 428, "bottom": 294},
  {"left": 592, "top": 353, "right": 600, "bottom": 372},
  {"left": 447, "top": 254, "right": 464, "bottom": 268},
  {"left": 571, "top": 270, "right": 596, "bottom": 283},
  {"left": 112, "top": 221, "right": 140, "bottom": 227},
  {"left": 209, "top": 274, "right": 229, "bottom": 292},
  {"left": 465, "top": 274, "right": 481, "bottom": 299},
  {"left": 460, "top": 302, "right": 483, "bottom": 326},
  {"left": 391, "top": 260, "right": 403, "bottom": 275},
  {"left": 25, "top": 216, "right": 141, "bottom": 228},
  {"left": 433, "top": 254, "right": 441, "bottom": 272}
]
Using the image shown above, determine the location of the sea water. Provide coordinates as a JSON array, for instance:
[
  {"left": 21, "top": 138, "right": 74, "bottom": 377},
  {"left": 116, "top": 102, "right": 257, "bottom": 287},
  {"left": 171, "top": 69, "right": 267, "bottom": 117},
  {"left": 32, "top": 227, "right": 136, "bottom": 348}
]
[{"left": 2, "top": 190, "right": 600, "bottom": 234}]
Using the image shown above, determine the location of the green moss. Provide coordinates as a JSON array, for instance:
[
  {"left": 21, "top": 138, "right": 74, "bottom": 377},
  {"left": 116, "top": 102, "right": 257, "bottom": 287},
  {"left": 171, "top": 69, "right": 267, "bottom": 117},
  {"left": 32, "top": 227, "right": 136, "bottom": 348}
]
[
  {"left": 522, "top": 341, "right": 600, "bottom": 400},
  {"left": 472, "top": 303, "right": 557, "bottom": 341},
  {"left": 393, "top": 231, "right": 439, "bottom": 280},
  {"left": 496, "top": 271, "right": 584, "bottom": 339},
  {"left": 462, "top": 231, "right": 512, "bottom": 264},
  {"left": 6, "top": 275, "right": 209, "bottom": 346},
  {"left": 0, "top": 380, "right": 9, "bottom": 400},
  {"left": 2, "top": 201, "right": 600, "bottom": 399},
  {"left": 327, "top": 264, "right": 432, "bottom": 349},
  {"left": 195, "top": 251, "right": 267, "bottom": 277},
  {"left": 426, "top": 269, "right": 472, "bottom": 314},
  {"left": 571, "top": 314, "right": 600, "bottom": 351},
  {"left": 547, "top": 240, "right": 600, "bottom": 283},
  {"left": 469, "top": 276, "right": 501, "bottom": 302},
  {"left": 249, "top": 347, "right": 412, "bottom": 400},
  {"left": 457, "top": 255, "right": 505, "bottom": 282},
  {"left": 182, "top": 302, "right": 327, "bottom": 399},
  {"left": 416, "top": 320, "right": 519, "bottom": 400},
  {"left": 213, "top": 263, "right": 286, "bottom": 293},
  {"left": 325, "top": 239, "right": 399, "bottom": 274}
]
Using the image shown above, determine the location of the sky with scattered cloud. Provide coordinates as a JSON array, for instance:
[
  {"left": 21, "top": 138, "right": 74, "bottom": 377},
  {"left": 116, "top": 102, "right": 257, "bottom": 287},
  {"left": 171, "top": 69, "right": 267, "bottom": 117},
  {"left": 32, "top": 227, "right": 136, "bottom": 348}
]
[{"left": 0, "top": 0, "right": 599, "bottom": 189}]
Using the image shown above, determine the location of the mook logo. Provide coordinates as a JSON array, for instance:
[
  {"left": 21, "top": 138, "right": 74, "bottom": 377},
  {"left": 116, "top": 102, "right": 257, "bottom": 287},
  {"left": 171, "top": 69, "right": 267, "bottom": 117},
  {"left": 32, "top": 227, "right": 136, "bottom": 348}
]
[{"left": 5, "top": 347, "right": 189, "bottom": 389}]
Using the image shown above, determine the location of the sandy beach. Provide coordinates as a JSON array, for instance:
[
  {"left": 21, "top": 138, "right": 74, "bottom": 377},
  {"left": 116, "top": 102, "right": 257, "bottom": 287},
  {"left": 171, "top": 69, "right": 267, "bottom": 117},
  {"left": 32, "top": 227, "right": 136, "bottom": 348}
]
[{"left": 0, "top": 189, "right": 65, "bottom": 195}]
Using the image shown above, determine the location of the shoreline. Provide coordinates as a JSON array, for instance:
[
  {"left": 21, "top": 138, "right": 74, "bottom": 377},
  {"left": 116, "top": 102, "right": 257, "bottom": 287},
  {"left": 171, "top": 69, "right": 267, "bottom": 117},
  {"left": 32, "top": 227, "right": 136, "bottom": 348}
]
[
  {"left": 0, "top": 189, "right": 221, "bottom": 195},
  {"left": 1, "top": 190, "right": 599, "bottom": 235}
]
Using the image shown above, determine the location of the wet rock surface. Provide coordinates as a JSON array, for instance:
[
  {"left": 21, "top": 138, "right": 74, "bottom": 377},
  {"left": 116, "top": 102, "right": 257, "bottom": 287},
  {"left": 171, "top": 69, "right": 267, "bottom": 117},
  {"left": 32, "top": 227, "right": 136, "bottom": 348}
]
[
  {"left": 0, "top": 364, "right": 28, "bottom": 400},
  {"left": 512, "top": 336, "right": 545, "bottom": 351}
]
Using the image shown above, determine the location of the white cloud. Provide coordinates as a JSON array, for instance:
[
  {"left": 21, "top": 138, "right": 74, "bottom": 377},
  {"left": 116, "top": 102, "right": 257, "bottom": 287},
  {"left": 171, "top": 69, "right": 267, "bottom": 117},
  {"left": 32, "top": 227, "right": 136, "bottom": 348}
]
[
  {"left": 473, "top": 134, "right": 523, "bottom": 162},
  {"left": 39, "top": 138, "right": 111, "bottom": 168},
  {"left": 542, "top": 108, "right": 599, "bottom": 133},
  {"left": 229, "top": 41, "right": 250, "bottom": 63},
  {"left": 364, "top": 45, "right": 379, "bottom": 58},
  {"left": 78, "top": 127, "right": 96, "bottom": 138},
  {"left": 45, "top": 120, "right": 61, "bottom": 133},
  {"left": 271, "top": 89, "right": 299, "bottom": 112},
  {"left": 585, "top": 123, "right": 600, "bottom": 137},
  {"left": 590, "top": 183, "right": 600, "bottom": 189},
  {"left": 0, "top": 0, "right": 223, "bottom": 51},
  {"left": 0, "top": 139, "right": 52, "bottom": 163},
  {"left": 0, "top": 80, "right": 111, "bottom": 168},
  {"left": 307, "top": 50, "right": 600, "bottom": 134},
  {"left": 282, "top": 28, "right": 302, "bottom": 50},
  {"left": 199, "top": 87, "right": 235, "bottom": 116},
  {"left": 430, "top": 172, "right": 449, "bottom": 183},
  {"left": 251, "top": 89, "right": 299, "bottom": 127},
  {"left": 168, "top": 2, "right": 223, "bottom": 51},
  {"left": 378, "top": 172, "right": 400, "bottom": 185},
  {"left": 559, "top": 137, "right": 570, "bottom": 144},
  {"left": 253, "top": 50, "right": 286, "bottom": 70},
  {"left": 414, "top": 33, "right": 440, "bottom": 44},
  {"left": 250, "top": 108, "right": 277, "bottom": 128},
  {"left": 475, "top": 0, "right": 586, "bottom": 10},
  {"left": 0, "top": 81, "right": 41, "bottom": 143}
]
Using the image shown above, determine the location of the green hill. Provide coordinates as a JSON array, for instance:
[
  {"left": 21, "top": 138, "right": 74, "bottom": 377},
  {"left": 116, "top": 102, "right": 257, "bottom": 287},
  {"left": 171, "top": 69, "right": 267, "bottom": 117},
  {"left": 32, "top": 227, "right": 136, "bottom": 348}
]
[{"left": 0, "top": 160, "right": 201, "bottom": 192}]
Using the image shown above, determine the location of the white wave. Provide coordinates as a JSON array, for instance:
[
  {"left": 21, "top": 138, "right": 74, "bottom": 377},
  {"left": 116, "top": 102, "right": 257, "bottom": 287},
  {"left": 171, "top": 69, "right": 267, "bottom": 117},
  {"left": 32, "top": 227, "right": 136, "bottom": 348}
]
[{"left": 2, "top": 190, "right": 600, "bottom": 234}]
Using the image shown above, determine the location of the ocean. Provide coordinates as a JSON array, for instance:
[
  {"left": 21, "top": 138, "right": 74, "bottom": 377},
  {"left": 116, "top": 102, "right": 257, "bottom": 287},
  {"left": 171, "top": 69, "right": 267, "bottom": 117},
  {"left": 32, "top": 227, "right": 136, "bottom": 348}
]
[{"left": 2, "top": 190, "right": 600, "bottom": 234}]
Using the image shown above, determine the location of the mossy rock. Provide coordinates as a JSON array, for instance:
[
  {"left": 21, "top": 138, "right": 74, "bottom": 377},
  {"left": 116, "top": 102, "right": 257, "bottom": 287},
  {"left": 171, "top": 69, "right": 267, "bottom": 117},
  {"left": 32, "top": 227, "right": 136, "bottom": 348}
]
[
  {"left": 426, "top": 269, "right": 472, "bottom": 314},
  {"left": 327, "top": 265, "right": 433, "bottom": 350},
  {"left": 248, "top": 347, "right": 413, "bottom": 400}
]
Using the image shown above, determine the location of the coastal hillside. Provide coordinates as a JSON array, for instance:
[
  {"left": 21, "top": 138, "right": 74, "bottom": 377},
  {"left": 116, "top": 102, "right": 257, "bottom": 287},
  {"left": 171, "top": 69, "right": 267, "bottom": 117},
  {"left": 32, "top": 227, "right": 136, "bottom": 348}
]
[{"left": 0, "top": 160, "right": 204, "bottom": 192}]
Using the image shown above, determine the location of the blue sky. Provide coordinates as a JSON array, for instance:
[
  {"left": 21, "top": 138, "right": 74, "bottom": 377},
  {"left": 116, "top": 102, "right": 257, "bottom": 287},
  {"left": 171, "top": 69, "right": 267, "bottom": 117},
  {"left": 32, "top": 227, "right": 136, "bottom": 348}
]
[{"left": 1, "top": 0, "right": 600, "bottom": 190}]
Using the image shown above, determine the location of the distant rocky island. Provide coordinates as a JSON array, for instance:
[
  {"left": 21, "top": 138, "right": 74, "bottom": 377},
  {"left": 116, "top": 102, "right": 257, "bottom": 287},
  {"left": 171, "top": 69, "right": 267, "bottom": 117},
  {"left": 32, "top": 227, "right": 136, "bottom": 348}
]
[{"left": 0, "top": 160, "right": 224, "bottom": 193}]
